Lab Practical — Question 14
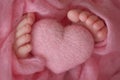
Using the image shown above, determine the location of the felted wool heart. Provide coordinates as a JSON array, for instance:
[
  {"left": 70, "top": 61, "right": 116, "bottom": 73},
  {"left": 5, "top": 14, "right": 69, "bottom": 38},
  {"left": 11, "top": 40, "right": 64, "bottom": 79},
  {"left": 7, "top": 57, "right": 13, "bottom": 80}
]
[{"left": 32, "top": 19, "right": 94, "bottom": 73}]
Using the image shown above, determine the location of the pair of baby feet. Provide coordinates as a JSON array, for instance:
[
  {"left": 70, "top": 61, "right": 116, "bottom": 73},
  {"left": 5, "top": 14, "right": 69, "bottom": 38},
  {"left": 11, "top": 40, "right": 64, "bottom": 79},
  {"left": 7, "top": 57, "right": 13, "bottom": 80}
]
[{"left": 14, "top": 9, "right": 107, "bottom": 58}]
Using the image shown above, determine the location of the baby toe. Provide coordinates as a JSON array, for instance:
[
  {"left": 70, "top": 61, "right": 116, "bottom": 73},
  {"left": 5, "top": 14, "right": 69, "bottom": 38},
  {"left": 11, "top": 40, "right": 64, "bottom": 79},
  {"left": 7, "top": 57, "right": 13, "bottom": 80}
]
[
  {"left": 26, "top": 13, "right": 35, "bottom": 25},
  {"left": 17, "top": 44, "right": 32, "bottom": 58},
  {"left": 79, "top": 11, "right": 91, "bottom": 22},
  {"left": 17, "top": 13, "right": 35, "bottom": 30},
  {"left": 16, "top": 24, "right": 31, "bottom": 38},
  {"left": 86, "top": 15, "right": 98, "bottom": 26},
  {"left": 67, "top": 9, "right": 81, "bottom": 23},
  {"left": 95, "top": 27, "right": 107, "bottom": 42},
  {"left": 93, "top": 20, "right": 105, "bottom": 32},
  {"left": 16, "top": 34, "right": 31, "bottom": 48}
]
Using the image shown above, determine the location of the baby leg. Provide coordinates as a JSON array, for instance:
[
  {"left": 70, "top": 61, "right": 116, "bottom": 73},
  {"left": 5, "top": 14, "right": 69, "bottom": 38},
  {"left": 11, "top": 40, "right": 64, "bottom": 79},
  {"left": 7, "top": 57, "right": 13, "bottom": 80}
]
[
  {"left": 67, "top": 9, "right": 107, "bottom": 42},
  {"left": 14, "top": 13, "right": 35, "bottom": 58}
]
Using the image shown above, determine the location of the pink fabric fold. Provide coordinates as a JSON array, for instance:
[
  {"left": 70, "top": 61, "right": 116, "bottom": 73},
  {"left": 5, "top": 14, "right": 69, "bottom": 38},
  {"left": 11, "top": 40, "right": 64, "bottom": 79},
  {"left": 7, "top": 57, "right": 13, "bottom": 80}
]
[{"left": 0, "top": 0, "right": 120, "bottom": 80}]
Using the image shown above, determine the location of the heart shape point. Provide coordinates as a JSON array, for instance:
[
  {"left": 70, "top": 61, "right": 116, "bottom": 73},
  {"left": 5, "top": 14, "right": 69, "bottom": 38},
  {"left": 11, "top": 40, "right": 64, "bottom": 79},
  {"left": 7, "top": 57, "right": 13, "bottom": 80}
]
[{"left": 32, "top": 19, "right": 94, "bottom": 73}]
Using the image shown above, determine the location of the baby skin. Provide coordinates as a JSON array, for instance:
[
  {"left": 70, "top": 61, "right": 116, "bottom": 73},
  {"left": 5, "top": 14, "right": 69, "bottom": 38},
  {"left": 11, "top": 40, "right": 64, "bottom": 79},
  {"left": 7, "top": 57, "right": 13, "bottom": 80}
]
[
  {"left": 14, "top": 13, "right": 35, "bottom": 58},
  {"left": 14, "top": 9, "right": 107, "bottom": 58},
  {"left": 67, "top": 9, "right": 107, "bottom": 42}
]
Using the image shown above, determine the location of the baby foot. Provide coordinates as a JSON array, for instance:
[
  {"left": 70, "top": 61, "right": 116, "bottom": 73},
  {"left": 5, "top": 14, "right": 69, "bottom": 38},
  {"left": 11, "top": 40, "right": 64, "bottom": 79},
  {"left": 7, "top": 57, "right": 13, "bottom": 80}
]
[
  {"left": 67, "top": 9, "right": 107, "bottom": 42},
  {"left": 14, "top": 13, "right": 35, "bottom": 58}
]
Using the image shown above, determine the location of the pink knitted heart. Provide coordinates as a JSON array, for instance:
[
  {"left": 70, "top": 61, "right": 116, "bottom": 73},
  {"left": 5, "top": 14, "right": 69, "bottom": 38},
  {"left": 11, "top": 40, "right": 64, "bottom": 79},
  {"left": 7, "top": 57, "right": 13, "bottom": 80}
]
[{"left": 32, "top": 19, "right": 94, "bottom": 73}]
